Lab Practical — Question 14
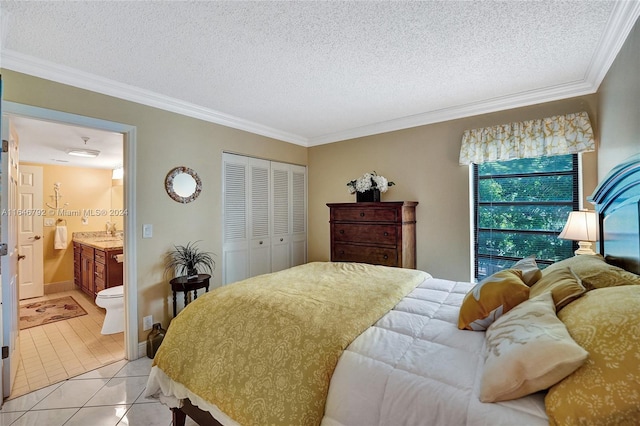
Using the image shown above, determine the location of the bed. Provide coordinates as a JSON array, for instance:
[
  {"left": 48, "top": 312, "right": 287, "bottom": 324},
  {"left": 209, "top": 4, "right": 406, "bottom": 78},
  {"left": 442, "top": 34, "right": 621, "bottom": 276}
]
[{"left": 145, "top": 153, "right": 640, "bottom": 425}]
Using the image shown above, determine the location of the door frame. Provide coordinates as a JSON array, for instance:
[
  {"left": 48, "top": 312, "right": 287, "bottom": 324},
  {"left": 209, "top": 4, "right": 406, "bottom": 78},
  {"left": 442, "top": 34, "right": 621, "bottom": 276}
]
[{"left": 2, "top": 101, "right": 138, "bottom": 360}]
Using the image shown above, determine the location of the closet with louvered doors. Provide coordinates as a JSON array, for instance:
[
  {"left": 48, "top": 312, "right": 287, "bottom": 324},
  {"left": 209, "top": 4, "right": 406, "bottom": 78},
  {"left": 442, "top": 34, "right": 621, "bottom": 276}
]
[{"left": 222, "top": 153, "right": 307, "bottom": 285}]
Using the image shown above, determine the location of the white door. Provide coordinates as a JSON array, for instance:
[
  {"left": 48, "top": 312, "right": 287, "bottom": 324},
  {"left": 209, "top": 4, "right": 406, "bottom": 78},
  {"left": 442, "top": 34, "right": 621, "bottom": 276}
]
[
  {"left": 222, "top": 154, "right": 250, "bottom": 285},
  {"left": 249, "top": 158, "right": 271, "bottom": 277},
  {"left": 290, "top": 165, "right": 307, "bottom": 267},
  {"left": 1, "top": 115, "right": 22, "bottom": 399},
  {"left": 271, "top": 163, "right": 290, "bottom": 273},
  {"left": 18, "top": 165, "right": 44, "bottom": 300}
]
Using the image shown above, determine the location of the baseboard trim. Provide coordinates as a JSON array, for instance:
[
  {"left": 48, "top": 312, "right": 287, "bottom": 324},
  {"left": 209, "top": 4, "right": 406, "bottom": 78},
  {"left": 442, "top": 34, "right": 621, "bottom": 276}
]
[{"left": 137, "top": 341, "right": 150, "bottom": 360}]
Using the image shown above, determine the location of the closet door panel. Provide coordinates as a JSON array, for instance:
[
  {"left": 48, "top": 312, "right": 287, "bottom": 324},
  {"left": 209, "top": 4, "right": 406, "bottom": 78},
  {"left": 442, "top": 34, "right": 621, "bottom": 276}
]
[
  {"left": 249, "top": 158, "right": 271, "bottom": 277},
  {"left": 271, "top": 162, "right": 291, "bottom": 271},
  {"left": 291, "top": 164, "right": 307, "bottom": 266},
  {"left": 222, "top": 154, "right": 249, "bottom": 284}
]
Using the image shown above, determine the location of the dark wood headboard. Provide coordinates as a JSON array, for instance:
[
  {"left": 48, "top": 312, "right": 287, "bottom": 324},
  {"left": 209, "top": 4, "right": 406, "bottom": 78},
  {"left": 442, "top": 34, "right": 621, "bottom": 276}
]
[{"left": 588, "top": 153, "right": 640, "bottom": 275}]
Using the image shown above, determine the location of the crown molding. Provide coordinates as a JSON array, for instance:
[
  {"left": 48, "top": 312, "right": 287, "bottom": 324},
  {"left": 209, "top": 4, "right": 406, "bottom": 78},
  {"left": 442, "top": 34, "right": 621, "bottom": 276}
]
[
  {"left": 1, "top": 49, "right": 309, "bottom": 146},
  {"left": 2, "top": 3, "right": 636, "bottom": 148},
  {"left": 584, "top": 0, "right": 640, "bottom": 87},
  {"left": 307, "top": 80, "right": 597, "bottom": 146}
]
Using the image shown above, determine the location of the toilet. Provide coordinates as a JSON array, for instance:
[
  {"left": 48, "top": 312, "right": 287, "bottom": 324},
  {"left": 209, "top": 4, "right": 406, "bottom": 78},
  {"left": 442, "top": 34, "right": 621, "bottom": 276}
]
[{"left": 95, "top": 285, "right": 124, "bottom": 335}]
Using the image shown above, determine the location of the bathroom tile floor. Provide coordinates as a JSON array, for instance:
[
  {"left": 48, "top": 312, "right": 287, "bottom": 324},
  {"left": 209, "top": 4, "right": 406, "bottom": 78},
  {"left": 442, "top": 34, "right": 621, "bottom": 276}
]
[
  {"left": 0, "top": 357, "right": 199, "bottom": 425},
  {"left": 11, "top": 289, "right": 124, "bottom": 399}
]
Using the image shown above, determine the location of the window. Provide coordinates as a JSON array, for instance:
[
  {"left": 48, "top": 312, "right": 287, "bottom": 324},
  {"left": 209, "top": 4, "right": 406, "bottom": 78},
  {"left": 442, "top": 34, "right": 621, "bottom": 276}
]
[{"left": 474, "top": 154, "right": 579, "bottom": 281}]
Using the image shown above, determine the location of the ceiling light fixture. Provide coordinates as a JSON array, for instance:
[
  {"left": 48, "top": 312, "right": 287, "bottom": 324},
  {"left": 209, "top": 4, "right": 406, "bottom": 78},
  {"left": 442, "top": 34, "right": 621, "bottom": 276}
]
[{"left": 66, "top": 148, "right": 100, "bottom": 158}]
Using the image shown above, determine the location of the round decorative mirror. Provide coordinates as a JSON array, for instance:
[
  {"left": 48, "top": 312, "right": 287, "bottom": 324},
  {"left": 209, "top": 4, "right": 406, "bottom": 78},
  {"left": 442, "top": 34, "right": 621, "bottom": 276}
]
[{"left": 165, "top": 166, "right": 202, "bottom": 203}]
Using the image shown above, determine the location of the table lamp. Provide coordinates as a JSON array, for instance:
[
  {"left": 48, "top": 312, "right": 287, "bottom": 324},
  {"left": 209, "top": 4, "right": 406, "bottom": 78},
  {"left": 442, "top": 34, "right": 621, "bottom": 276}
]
[{"left": 558, "top": 210, "right": 597, "bottom": 255}]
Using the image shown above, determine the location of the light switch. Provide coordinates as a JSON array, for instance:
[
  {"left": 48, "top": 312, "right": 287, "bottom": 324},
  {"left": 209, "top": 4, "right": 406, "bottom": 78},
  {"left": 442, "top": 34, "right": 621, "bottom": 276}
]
[
  {"left": 142, "top": 224, "right": 153, "bottom": 238},
  {"left": 44, "top": 218, "right": 55, "bottom": 227}
]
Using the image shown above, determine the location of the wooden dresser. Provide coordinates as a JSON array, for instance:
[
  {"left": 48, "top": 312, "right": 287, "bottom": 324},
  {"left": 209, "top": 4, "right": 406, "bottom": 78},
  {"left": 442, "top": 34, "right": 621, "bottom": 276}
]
[{"left": 327, "top": 201, "right": 418, "bottom": 268}]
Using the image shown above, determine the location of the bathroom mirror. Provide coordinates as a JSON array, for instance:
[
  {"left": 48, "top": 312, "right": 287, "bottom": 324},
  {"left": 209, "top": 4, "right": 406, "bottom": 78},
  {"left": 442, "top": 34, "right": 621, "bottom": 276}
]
[{"left": 165, "top": 166, "right": 202, "bottom": 203}]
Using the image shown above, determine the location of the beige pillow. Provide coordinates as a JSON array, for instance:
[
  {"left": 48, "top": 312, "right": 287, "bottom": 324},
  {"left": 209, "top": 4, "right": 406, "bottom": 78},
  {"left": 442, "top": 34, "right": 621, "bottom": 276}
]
[
  {"left": 542, "top": 254, "right": 640, "bottom": 290},
  {"left": 512, "top": 256, "right": 542, "bottom": 286},
  {"left": 529, "top": 266, "right": 586, "bottom": 310},
  {"left": 458, "top": 269, "right": 529, "bottom": 331},
  {"left": 546, "top": 285, "right": 640, "bottom": 425},
  {"left": 480, "top": 292, "right": 588, "bottom": 403}
]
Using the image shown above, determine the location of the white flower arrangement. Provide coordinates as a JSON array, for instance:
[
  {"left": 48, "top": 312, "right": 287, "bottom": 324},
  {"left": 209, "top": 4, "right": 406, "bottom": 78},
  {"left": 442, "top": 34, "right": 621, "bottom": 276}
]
[{"left": 347, "top": 171, "right": 395, "bottom": 194}]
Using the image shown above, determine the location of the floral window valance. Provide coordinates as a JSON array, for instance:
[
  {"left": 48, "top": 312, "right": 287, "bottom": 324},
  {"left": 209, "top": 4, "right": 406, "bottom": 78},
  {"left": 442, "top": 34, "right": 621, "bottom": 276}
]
[{"left": 459, "top": 111, "right": 595, "bottom": 165}]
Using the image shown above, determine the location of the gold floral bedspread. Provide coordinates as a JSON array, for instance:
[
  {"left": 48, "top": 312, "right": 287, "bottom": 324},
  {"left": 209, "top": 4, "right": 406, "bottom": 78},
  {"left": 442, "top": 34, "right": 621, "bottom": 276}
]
[{"left": 153, "top": 262, "right": 428, "bottom": 425}]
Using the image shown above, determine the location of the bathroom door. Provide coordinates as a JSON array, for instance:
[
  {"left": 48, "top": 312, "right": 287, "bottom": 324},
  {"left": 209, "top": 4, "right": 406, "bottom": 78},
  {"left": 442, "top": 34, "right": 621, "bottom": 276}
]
[
  {"left": 18, "top": 165, "right": 44, "bottom": 300},
  {"left": 1, "top": 107, "right": 22, "bottom": 399}
]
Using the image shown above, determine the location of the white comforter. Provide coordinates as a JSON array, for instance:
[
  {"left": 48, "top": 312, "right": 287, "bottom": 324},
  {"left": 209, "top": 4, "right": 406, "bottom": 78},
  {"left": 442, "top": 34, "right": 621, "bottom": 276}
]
[{"left": 321, "top": 276, "right": 548, "bottom": 426}]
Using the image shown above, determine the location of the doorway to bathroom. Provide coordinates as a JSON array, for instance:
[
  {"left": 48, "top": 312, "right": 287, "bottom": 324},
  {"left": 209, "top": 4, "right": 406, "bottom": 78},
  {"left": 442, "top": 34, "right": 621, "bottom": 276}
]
[
  {"left": 1, "top": 102, "right": 137, "bottom": 401},
  {"left": 11, "top": 117, "right": 125, "bottom": 399}
]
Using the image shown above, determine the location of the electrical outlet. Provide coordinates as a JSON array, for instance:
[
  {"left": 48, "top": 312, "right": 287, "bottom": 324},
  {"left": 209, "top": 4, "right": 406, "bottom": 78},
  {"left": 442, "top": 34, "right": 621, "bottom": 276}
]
[{"left": 143, "top": 315, "right": 153, "bottom": 331}]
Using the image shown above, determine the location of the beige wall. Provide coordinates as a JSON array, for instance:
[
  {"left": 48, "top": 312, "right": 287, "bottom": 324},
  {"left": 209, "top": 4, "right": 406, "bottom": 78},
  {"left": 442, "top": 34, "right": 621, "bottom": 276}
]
[
  {"left": 4, "top": 70, "right": 307, "bottom": 342},
  {"left": 307, "top": 96, "right": 598, "bottom": 281},
  {"left": 21, "top": 163, "right": 114, "bottom": 287},
  {"left": 597, "top": 18, "right": 640, "bottom": 179},
  {"left": 111, "top": 179, "right": 125, "bottom": 230}
]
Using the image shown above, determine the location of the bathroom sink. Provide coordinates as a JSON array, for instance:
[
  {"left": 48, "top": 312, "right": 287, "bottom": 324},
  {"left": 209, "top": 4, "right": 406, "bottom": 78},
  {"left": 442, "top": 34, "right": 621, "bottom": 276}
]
[{"left": 93, "top": 238, "right": 123, "bottom": 242}]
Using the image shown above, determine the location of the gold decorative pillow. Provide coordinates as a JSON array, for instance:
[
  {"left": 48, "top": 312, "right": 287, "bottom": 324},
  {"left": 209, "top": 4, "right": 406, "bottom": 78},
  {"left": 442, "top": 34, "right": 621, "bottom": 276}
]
[
  {"left": 457, "top": 269, "right": 529, "bottom": 331},
  {"left": 480, "top": 292, "right": 588, "bottom": 402},
  {"left": 512, "top": 256, "right": 542, "bottom": 286},
  {"left": 529, "top": 266, "right": 586, "bottom": 310},
  {"left": 541, "top": 254, "right": 640, "bottom": 290},
  {"left": 546, "top": 285, "right": 640, "bottom": 425}
]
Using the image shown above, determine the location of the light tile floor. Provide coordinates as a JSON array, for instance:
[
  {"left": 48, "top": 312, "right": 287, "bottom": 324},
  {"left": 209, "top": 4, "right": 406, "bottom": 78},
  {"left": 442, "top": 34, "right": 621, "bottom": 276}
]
[
  {"left": 0, "top": 357, "right": 199, "bottom": 425},
  {"left": 12, "top": 289, "right": 125, "bottom": 399}
]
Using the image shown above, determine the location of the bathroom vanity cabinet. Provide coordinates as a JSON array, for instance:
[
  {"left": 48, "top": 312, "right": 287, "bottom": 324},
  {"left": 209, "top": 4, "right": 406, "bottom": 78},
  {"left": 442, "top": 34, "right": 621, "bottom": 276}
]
[{"left": 74, "top": 241, "right": 123, "bottom": 298}]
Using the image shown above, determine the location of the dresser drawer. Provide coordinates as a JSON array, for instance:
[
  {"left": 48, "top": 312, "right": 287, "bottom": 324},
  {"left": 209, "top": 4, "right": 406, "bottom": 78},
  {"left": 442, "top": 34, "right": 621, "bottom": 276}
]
[
  {"left": 332, "top": 243, "right": 398, "bottom": 267},
  {"left": 94, "top": 249, "right": 106, "bottom": 264},
  {"left": 331, "top": 207, "right": 398, "bottom": 223},
  {"left": 333, "top": 224, "right": 397, "bottom": 245}
]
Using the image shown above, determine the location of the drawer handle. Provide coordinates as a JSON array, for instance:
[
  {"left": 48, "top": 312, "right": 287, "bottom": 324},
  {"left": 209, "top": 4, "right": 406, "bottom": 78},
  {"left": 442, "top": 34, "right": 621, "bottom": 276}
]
[
  {"left": 360, "top": 212, "right": 365, "bottom": 217},
  {"left": 259, "top": 241, "right": 263, "bottom": 245},
  {"left": 339, "top": 230, "right": 345, "bottom": 234},
  {"left": 383, "top": 255, "right": 388, "bottom": 260},
  {"left": 280, "top": 238, "right": 284, "bottom": 242},
  {"left": 340, "top": 250, "right": 345, "bottom": 255},
  {"left": 383, "top": 232, "right": 389, "bottom": 236}
]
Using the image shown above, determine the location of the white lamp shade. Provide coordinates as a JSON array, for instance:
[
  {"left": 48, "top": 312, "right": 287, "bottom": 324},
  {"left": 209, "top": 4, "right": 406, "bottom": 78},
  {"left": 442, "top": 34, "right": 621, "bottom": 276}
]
[{"left": 558, "top": 210, "right": 598, "bottom": 242}]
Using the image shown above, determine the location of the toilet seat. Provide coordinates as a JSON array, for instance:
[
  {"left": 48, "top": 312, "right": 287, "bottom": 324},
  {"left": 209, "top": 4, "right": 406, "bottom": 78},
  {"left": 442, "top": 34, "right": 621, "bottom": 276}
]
[{"left": 97, "top": 285, "right": 124, "bottom": 299}]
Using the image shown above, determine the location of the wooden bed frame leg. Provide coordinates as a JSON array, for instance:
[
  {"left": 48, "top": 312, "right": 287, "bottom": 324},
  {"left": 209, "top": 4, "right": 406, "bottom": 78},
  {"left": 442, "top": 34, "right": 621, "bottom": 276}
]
[{"left": 172, "top": 407, "right": 187, "bottom": 426}]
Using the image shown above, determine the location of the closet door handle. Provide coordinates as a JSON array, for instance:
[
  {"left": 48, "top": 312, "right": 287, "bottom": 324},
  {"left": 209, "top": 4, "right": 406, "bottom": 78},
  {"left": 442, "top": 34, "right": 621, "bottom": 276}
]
[
  {"left": 280, "top": 238, "right": 284, "bottom": 242},
  {"left": 259, "top": 241, "right": 263, "bottom": 245}
]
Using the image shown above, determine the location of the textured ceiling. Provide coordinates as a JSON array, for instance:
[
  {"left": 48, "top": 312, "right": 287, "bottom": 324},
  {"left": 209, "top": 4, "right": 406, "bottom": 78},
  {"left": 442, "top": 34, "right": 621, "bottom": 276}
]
[{"left": 1, "top": 1, "right": 639, "bottom": 148}]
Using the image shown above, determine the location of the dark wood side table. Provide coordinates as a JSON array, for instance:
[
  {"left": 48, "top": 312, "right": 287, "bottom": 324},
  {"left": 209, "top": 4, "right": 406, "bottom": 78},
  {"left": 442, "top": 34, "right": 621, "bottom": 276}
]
[{"left": 169, "top": 274, "right": 211, "bottom": 317}]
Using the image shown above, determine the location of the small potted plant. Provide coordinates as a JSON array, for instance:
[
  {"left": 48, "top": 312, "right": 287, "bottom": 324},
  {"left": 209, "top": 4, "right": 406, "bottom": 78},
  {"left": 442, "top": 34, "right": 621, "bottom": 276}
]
[{"left": 165, "top": 241, "right": 215, "bottom": 280}]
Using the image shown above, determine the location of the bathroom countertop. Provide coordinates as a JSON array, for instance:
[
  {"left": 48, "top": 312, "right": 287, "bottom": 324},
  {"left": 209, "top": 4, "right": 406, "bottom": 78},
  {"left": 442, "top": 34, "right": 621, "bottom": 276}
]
[{"left": 73, "top": 232, "right": 124, "bottom": 250}]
